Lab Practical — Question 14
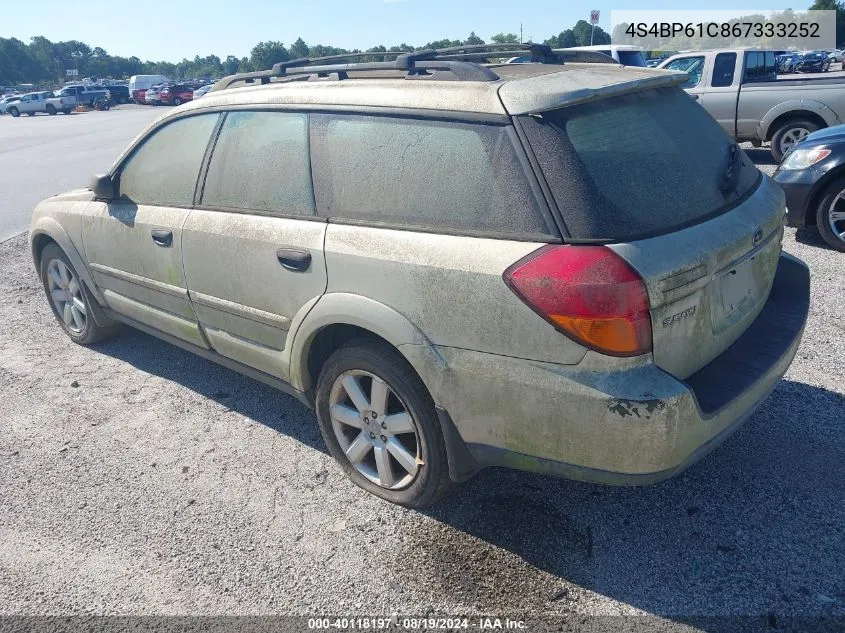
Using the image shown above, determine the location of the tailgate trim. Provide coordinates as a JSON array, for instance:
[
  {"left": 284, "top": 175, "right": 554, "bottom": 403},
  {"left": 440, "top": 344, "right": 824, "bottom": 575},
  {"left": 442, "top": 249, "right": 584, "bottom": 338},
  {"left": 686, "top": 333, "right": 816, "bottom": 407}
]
[{"left": 685, "top": 254, "right": 810, "bottom": 416}]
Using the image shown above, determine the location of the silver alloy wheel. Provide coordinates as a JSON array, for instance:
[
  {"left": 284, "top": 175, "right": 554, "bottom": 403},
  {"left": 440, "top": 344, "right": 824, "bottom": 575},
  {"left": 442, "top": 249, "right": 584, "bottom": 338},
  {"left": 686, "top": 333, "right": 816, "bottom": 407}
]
[
  {"left": 827, "top": 189, "right": 845, "bottom": 244},
  {"left": 779, "top": 127, "right": 811, "bottom": 155},
  {"left": 46, "top": 259, "right": 86, "bottom": 334},
  {"left": 329, "top": 370, "right": 421, "bottom": 490}
]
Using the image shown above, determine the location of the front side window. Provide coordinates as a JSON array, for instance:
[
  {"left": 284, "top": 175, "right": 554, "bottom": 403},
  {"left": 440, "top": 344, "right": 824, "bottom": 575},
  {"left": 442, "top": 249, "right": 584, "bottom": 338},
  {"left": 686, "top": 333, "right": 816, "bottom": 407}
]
[
  {"left": 118, "top": 113, "right": 218, "bottom": 206},
  {"left": 310, "top": 114, "right": 550, "bottom": 236},
  {"left": 202, "top": 111, "right": 314, "bottom": 215},
  {"left": 664, "top": 56, "right": 705, "bottom": 88}
]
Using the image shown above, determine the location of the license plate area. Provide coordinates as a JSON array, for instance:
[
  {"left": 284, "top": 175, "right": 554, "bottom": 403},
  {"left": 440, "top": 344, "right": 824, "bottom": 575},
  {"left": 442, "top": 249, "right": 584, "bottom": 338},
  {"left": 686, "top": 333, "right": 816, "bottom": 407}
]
[{"left": 709, "top": 256, "right": 760, "bottom": 334}]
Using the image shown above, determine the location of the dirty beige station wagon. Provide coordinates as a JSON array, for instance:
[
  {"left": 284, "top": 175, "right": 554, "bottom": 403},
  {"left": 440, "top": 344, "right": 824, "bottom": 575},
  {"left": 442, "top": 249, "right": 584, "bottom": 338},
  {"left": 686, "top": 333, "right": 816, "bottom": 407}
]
[{"left": 31, "top": 45, "right": 811, "bottom": 507}]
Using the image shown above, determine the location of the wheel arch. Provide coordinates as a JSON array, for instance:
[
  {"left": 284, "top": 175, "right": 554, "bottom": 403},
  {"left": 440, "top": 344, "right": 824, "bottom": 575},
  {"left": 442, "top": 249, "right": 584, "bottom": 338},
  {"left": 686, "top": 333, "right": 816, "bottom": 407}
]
[
  {"left": 805, "top": 165, "right": 845, "bottom": 227},
  {"left": 288, "top": 293, "right": 446, "bottom": 396},
  {"left": 761, "top": 103, "right": 835, "bottom": 141},
  {"left": 30, "top": 218, "right": 104, "bottom": 306}
]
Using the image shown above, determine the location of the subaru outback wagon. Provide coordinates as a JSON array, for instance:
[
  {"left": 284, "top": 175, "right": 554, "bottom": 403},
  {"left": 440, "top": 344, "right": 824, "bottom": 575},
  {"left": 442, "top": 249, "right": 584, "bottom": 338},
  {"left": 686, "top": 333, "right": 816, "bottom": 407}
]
[{"left": 31, "top": 46, "right": 810, "bottom": 507}]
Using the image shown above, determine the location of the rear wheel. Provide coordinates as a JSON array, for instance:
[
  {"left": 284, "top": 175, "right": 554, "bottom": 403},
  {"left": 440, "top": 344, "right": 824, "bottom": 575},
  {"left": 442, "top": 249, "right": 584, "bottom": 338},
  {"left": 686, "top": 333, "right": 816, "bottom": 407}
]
[
  {"left": 39, "top": 243, "right": 120, "bottom": 345},
  {"left": 816, "top": 177, "right": 845, "bottom": 252},
  {"left": 46, "top": 104, "right": 56, "bottom": 115},
  {"left": 315, "top": 339, "right": 451, "bottom": 508},
  {"left": 8, "top": 107, "right": 19, "bottom": 117},
  {"left": 173, "top": 97, "right": 182, "bottom": 106},
  {"left": 770, "top": 119, "right": 819, "bottom": 162}
]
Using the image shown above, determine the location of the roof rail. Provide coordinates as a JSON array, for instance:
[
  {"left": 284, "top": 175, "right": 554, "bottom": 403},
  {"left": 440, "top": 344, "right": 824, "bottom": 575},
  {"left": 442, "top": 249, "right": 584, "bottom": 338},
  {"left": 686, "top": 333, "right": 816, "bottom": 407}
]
[{"left": 208, "top": 42, "right": 614, "bottom": 93}]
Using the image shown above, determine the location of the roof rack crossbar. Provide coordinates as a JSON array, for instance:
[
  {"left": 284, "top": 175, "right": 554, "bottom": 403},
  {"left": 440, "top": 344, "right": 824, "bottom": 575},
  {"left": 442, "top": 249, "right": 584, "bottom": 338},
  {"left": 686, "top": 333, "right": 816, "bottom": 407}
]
[{"left": 208, "top": 42, "right": 617, "bottom": 93}]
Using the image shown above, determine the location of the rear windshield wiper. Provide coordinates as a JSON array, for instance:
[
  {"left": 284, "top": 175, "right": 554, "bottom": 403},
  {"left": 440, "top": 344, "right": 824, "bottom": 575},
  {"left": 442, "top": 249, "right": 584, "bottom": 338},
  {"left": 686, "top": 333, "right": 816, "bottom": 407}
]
[{"left": 720, "top": 143, "right": 741, "bottom": 198}]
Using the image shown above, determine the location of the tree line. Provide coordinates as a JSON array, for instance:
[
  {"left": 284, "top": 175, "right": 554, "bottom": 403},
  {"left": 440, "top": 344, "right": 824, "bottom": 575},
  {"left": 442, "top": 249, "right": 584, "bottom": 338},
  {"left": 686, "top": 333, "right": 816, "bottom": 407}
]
[{"left": 0, "top": 22, "right": 612, "bottom": 86}]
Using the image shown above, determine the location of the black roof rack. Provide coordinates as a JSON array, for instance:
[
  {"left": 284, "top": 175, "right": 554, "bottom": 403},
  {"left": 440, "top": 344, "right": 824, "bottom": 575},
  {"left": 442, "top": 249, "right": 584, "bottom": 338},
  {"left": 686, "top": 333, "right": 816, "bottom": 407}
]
[{"left": 208, "top": 43, "right": 617, "bottom": 93}]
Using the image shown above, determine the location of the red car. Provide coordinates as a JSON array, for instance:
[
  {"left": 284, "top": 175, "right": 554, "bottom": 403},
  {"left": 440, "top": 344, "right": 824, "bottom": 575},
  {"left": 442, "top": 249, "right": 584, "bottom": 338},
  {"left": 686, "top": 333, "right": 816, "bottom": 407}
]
[
  {"left": 132, "top": 88, "right": 147, "bottom": 104},
  {"left": 157, "top": 84, "right": 193, "bottom": 106}
]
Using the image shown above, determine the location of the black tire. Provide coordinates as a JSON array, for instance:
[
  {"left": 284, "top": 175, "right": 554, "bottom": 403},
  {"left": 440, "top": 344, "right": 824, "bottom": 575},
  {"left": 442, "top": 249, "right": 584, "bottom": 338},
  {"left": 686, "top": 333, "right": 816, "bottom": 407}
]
[
  {"left": 815, "top": 176, "right": 845, "bottom": 252},
  {"left": 770, "top": 118, "right": 820, "bottom": 162},
  {"left": 8, "top": 107, "right": 19, "bottom": 117},
  {"left": 102, "top": 103, "right": 110, "bottom": 111},
  {"left": 46, "top": 104, "right": 56, "bottom": 115},
  {"left": 39, "top": 243, "right": 120, "bottom": 345},
  {"left": 315, "top": 338, "right": 452, "bottom": 508},
  {"left": 173, "top": 97, "right": 182, "bottom": 106}
]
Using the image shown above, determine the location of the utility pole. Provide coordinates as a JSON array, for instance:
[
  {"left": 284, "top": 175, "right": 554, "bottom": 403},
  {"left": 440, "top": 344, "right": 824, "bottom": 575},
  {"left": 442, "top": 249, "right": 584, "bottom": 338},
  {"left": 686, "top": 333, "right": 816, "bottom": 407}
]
[{"left": 520, "top": 24, "right": 523, "bottom": 42}]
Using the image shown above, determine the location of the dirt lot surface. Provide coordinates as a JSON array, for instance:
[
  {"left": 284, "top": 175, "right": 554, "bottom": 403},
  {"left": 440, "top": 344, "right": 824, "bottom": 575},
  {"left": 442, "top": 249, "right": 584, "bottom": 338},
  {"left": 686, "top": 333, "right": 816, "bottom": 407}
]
[{"left": 0, "top": 158, "right": 843, "bottom": 630}]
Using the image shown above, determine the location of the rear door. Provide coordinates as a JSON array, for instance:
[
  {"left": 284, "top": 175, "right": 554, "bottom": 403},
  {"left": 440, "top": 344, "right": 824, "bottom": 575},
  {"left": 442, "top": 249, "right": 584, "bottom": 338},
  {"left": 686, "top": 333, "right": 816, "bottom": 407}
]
[
  {"left": 82, "top": 112, "right": 220, "bottom": 347},
  {"left": 181, "top": 110, "right": 327, "bottom": 381},
  {"left": 518, "top": 86, "right": 784, "bottom": 379}
]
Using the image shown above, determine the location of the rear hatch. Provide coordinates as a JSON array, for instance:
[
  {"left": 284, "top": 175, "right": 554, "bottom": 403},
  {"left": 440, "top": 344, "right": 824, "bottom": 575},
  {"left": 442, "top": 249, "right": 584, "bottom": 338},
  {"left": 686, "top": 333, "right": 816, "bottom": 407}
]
[{"left": 517, "top": 86, "right": 784, "bottom": 379}]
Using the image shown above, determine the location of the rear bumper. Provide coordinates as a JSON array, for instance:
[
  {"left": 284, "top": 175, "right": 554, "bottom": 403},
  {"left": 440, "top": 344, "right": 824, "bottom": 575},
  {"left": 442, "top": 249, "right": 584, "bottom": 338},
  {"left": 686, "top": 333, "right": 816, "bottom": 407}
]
[{"left": 415, "top": 254, "right": 810, "bottom": 484}]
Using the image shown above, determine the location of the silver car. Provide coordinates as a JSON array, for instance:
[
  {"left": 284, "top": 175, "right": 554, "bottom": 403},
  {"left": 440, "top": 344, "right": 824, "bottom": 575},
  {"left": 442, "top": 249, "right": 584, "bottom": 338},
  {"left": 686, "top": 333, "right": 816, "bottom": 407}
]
[{"left": 30, "top": 46, "right": 810, "bottom": 507}]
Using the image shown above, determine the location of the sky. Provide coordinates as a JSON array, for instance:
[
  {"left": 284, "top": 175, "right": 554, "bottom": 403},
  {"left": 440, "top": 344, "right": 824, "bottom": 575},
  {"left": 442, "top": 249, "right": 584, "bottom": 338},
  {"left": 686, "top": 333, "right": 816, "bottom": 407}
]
[{"left": 2, "top": 0, "right": 813, "bottom": 62}]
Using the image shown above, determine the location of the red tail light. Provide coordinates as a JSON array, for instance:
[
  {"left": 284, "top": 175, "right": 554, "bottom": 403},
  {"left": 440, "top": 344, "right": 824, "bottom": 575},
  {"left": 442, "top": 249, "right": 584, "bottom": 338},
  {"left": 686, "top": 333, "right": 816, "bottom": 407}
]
[{"left": 503, "top": 245, "right": 652, "bottom": 357}]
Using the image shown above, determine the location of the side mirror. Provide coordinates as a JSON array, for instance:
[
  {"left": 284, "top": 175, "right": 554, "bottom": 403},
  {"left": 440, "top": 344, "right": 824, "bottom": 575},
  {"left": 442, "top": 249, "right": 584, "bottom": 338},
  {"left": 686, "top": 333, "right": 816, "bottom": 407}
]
[{"left": 89, "top": 173, "right": 115, "bottom": 200}]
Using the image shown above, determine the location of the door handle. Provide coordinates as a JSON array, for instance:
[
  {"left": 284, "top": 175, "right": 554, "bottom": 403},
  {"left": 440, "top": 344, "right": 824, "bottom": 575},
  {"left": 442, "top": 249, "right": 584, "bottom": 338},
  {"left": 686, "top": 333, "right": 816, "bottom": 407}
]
[
  {"left": 276, "top": 248, "right": 312, "bottom": 272},
  {"left": 151, "top": 229, "right": 173, "bottom": 247}
]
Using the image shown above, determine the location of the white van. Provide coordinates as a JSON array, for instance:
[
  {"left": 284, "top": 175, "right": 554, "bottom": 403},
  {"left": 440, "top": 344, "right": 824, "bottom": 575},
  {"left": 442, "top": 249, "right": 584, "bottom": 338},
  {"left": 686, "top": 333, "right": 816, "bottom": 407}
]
[
  {"left": 561, "top": 45, "right": 647, "bottom": 67},
  {"left": 128, "top": 75, "right": 169, "bottom": 101}
]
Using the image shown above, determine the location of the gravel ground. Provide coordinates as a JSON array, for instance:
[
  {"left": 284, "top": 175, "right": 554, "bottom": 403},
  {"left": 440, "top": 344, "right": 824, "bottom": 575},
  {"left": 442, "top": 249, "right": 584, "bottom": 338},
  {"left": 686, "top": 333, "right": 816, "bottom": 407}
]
[{"left": 0, "top": 155, "right": 843, "bottom": 629}]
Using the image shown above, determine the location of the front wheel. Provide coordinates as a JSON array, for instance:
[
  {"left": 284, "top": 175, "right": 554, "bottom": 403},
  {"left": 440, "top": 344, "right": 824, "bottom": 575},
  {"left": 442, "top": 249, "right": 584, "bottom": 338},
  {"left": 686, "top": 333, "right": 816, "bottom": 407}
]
[
  {"left": 8, "top": 107, "right": 19, "bottom": 117},
  {"left": 173, "top": 97, "right": 182, "bottom": 106},
  {"left": 770, "top": 119, "right": 820, "bottom": 162},
  {"left": 39, "top": 243, "right": 120, "bottom": 345},
  {"left": 816, "top": 177, "right": 845, "bottom": 252},
  {"left": 315, "top": 339, "right": 452, "bottom": 508},
  {"left": 46, "top": 104, "right": 56, "bottom": 115}
]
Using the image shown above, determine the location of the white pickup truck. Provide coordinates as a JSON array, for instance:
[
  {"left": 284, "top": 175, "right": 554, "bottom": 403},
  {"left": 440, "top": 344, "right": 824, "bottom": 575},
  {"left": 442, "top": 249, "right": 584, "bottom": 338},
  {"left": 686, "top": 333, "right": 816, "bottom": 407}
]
[
  {"left": 659, "top": 49, "right": 845, "bottom": 160},
  {"left": 5, "top": 91, "right": 76, "bottom": 117}
]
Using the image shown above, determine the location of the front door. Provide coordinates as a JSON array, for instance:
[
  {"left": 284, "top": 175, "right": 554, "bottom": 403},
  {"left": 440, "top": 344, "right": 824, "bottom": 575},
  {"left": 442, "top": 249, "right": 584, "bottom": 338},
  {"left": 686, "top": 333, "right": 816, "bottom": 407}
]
[
  {"left": 82, "top": 112, "right": 220, "bottom": 347},
  {"left": 181, "top": 111, "right": 327, "bottom": 381}
]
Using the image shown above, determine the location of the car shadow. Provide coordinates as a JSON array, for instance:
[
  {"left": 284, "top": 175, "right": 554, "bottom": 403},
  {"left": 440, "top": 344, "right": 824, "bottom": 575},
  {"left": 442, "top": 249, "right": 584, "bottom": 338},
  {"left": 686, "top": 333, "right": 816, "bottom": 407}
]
[
  {"left": 92, "top": 328, "right": 844, "bottom": 626},
  {"left": 405, "top": 378, "right": 845, "bottom": 627},
  {"left": 794, "top": 227, "right": 838, "bottom": 251},
  {"left": 744, "top": 147, "right": 778, "bottom": 167},
  {"left": 91, "top": 327, "right": 326, "bottom": 454}
]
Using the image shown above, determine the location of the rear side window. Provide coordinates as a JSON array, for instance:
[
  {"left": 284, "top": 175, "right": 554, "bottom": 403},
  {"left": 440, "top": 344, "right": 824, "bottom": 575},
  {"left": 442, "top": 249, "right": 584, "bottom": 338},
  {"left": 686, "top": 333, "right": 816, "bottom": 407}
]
[
  {"left": 744, "top": 51, "right": 777, "bottom": 82},
  {"left": 519, "top": 87, "right": 760, "bottom": 241},
  {"left": 201, "top": 111, "right": 314, "bottom": 215},
  {"left": 711, "top": 53, "right": 736, "bottom": 87},
  {"left": 310, "top": 114, "right": 552, "bottom": 236},
  {"left": 118, "top": 113, "right": 218, "bottom": 206}
]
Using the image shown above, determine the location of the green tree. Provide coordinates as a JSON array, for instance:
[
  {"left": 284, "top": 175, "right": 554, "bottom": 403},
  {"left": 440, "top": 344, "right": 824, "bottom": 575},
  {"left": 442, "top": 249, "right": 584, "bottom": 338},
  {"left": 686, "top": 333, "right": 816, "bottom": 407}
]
[
  {"left": 810, "top": 0, "right": 845, "bottom": 46},
  {"left": 464, "top": 31, "right": 485, "bottom": 45},
  {"left": 490, "top": 33, "right": 520, "bottom": 44},
  {"left": 250, "top": 41, "right": 289, "bottom": 71},
  {"left": 290, "top": 37, "right": 310, "bottom": 59},
  {"left": 571, "top": 20, "right": 610, "bottom": 46},
  {"left": 223, "top": 55, "right": 240, "bottom": 75}
]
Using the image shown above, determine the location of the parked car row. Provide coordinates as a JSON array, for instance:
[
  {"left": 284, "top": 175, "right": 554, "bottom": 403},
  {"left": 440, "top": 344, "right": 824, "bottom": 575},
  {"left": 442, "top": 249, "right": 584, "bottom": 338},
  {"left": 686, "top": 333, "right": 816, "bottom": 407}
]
[{"left": 777, "top": 50, "right": 842, "bottom": 74}]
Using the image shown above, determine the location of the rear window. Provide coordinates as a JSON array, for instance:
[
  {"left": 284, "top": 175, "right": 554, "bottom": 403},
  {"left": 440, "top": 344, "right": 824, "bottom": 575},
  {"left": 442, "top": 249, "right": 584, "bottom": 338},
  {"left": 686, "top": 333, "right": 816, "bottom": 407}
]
[{"left": 519, "top": 87, "right": 760, "bottom": 241}]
